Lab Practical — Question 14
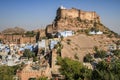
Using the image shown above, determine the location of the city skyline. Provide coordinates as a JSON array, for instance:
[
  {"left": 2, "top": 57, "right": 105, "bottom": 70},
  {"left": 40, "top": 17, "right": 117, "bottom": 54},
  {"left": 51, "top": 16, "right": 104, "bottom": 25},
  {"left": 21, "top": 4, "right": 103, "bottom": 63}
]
[{"left": 0, "top": 0, "right": 120, "bottom": 34}]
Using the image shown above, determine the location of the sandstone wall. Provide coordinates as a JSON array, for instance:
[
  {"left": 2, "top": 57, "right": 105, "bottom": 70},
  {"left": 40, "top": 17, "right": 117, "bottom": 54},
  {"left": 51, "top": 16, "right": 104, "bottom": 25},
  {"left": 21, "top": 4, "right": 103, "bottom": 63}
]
[
  {"left": 0, "top": 34, "right": 36, "bottom": 44},
  {"left": 17, "top": 69, "right": 50, "bottom": 80},
  {"left": 79, "top": 11, "right": 100, "bottom": 22},
  {"left": 17, "top": 64, "right": 51, "bottom": 80},
  {"left": 57, "top": 7, "right": 100, "bottom": 22},
  {"left": 20, "top": 37, "right": 36, "bottom": 44},
  {"left": 79, "top": 10, "right": 94, "bottom": 21},
  {"left": 60, "top": 8, "right": 79, "bottom": 18}
]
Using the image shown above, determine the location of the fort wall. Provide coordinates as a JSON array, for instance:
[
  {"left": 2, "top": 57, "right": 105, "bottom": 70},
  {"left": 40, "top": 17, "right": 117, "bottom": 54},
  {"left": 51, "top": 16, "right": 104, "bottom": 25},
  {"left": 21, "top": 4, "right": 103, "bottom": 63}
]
[{"left": 57, "top": 6, "right": 100, "bottom": 22}]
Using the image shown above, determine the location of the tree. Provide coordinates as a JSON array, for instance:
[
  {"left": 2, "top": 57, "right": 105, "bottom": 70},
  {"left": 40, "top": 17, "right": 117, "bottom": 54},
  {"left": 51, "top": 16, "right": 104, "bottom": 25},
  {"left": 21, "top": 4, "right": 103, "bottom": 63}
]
[
  {"left": 112, "top": 49, "right": 120, "bottom": 57},
  {"left": 58, "top": 57, "right": 92, "bottom": 80},
  {"left": 55, "top": 42, "right": 63, "bottom": 56},
  {"left": 23, "top": 49, "right": 34, "bottom": 59},
  {"left": 96, "top": 60, "right": 109, "bottom": 71},
  {"left": 93, "top": 46, "right": 98, "bottom": 52},
  {"left": 94, "top": 49, "right": 107, "bottom": 59},
  {"left": 0, "top": 65, "right": 21, "bottom": 80},
  {"left": 116, "top": 40, "right": 120, "bottom": 49},
  {"left": 91, "top": 60, "right": 120, "bottom": 80},
  {"left": 36, "top": 32, "right": 40, "bottom": 42},
  {"left": 83, "top": 54, "right": 93, "bottom": 62},
  {"left": 25, "top": 31, "right": 35, "bottom": 37}
]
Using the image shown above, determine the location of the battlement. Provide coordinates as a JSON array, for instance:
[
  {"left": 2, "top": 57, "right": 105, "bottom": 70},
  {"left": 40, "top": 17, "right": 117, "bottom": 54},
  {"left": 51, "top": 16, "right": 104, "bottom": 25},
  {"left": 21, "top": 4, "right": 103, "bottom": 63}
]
[{"left": 56, "top": 6, "right": 100, "bottom": 22}]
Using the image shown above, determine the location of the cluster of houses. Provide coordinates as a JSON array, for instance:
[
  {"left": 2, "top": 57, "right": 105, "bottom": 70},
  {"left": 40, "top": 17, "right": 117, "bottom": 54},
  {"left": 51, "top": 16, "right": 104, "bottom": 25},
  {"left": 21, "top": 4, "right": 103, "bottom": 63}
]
[
  {"left": 0, "top": 39, "right": 48, "bottom": 66},
  {"left": 0, "top": 30, "right": 75, "bottom": 79},
  {"left": 0, "top": 29, "right": 105, "bottom": 67},
  {"left": 0, "top": 43, "right": 32, "bottom": 66},
  {"left": 0, "top": 29, "right": 120, "bottom": 80}
]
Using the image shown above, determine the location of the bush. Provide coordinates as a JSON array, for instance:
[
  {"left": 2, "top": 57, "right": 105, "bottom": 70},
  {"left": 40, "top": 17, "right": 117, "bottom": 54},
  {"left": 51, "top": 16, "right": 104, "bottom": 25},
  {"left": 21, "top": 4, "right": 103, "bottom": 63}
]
[
  {"left": 77, "top": 17, "right": 81, "bottom": 22},
  {"left": 112, "top": 50, "right": 120, "bottom": 57},
  {"left": 67, "top": 39, "right": 71, "bottom": 45},
  {"left": 25, "top": 31, "right": 35, "bottom": 37},
  {"left": 94, "top": 50, "right": 107, "bottom": 59},
  {"left": 84, "top": 54, "right": 93, "bottom": 62},
  {"left": 74, "top": 53, "right": 79, "bottom": 60}
]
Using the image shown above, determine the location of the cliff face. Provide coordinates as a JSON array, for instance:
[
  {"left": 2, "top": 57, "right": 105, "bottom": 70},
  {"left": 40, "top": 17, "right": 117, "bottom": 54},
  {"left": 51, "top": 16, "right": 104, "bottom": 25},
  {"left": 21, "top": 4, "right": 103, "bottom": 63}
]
[{"left": 54, "top": 6, "right": 101, "bottom": 31}]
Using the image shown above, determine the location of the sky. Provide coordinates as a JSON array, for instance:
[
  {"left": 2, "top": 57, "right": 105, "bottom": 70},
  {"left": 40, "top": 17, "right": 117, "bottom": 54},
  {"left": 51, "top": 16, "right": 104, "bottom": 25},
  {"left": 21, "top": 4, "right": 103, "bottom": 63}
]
[{"left": 0, "top": 0, "right": 120, "bottom": 34}]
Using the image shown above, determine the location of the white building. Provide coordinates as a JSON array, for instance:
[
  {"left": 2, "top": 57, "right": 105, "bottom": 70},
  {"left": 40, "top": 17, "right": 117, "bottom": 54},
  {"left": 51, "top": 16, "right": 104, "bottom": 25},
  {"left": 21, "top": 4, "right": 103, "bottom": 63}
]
[
  {"left": 38, "top": 40, "right": 46, "bottom": 48},
  {"left": 7, "top": 59, "right": 15, "bottom": 66},
  {"left": 96, "top": 31, "right": 103, "bottom": 34},
  {"left": 50, "top": 40, "right": 58, "bottom": 49},
  {"left": 89, "top": 31, "right": 103, "bottom": 35},
  {"left": 89, "top": 31, "right": 96, "bottom": 35},
  {"left": 58, "top": 30, "right": 74, "bottom": 38}
]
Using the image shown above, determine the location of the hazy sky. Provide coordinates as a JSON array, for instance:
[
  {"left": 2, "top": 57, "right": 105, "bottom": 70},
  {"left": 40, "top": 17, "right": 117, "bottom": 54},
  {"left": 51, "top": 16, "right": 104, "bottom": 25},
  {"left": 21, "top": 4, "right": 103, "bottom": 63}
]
[{"left": 0, "top": 0, "right": 120, "bottom": 34}]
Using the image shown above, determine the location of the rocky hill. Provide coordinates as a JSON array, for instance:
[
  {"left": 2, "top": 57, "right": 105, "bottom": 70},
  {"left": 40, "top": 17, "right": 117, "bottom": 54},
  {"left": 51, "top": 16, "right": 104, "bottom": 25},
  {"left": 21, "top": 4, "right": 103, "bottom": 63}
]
[
  {"left": 46, "top": 6, "right": 113, "bottom": 36},
  {"left": 61, "top": 34, "right": 119, "bottom": 62},
  {"left": 2, "top": 27, "right": 26, "bottom": 34}
]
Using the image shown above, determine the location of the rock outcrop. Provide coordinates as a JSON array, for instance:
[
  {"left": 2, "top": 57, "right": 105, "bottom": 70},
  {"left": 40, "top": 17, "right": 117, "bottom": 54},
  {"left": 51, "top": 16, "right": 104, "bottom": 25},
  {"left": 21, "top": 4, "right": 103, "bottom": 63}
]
[
  {"left": 46, "top": 6, "right": 108, "bottom": 34},
  {"left": 54, "top": 6, "right": 100, "bottom": 31}
]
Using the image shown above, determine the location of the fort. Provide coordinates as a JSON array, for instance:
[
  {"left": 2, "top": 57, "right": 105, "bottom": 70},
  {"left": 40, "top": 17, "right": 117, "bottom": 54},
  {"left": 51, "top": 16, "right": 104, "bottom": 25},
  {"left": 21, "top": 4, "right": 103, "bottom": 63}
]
[
  {"left": 46, "top": 6, "right": 102, "bottom": 35},
  {"left": 56, "top": 6, "right": 100, "bottom": 23}
]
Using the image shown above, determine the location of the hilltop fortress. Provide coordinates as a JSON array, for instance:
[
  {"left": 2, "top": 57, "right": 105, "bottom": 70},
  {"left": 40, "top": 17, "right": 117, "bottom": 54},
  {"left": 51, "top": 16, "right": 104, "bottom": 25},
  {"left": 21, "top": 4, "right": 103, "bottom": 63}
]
[
  {"left": 56, "top": 6, "right": 100, "bottom": 22},
  {"left": 46, "top": 6, "right": 105, "bottom": 35}
]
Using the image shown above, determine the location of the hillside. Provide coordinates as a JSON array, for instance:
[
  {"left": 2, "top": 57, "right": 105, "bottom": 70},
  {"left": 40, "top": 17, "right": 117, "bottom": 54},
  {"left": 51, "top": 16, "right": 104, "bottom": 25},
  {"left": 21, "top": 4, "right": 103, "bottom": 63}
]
[
  {"left": 55, "top": 16, "right": 108, "bottom": 32},
  {"left": 61, "top": 34, "right": 119, "bottom": 62},
  {"left": 2, "top": 27, "right": 25, "bottom": 34}
]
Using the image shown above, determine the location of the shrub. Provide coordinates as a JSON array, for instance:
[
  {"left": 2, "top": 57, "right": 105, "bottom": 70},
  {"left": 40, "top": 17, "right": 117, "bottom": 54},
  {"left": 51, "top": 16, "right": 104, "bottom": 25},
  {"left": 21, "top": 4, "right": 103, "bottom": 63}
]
[
  {"left": 74, "top": 53, "right": 79, "bottom": 60},
  {"left": 94, "top": 50, "right": 107, "bottom": 59},
  {"left": 66, "top": 39, "right": 71, "bottom": 45},
  {"left": 84, "top": 54, "right": 93, "bottom": 62}
]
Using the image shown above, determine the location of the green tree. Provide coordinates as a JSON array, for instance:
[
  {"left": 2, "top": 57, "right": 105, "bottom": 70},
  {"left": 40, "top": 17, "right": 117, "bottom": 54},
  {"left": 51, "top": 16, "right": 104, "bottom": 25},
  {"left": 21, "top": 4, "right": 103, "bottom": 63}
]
[
  {"left": 36, "top": 32, "right": 40, "bottom": 42},
  {"left": 58, "top": 57, "right": 92, "bottom": 80},
  {"left": 23, "top": 49, "right": 35, "bottom": 59},
  {"left": 116, "top": 40, "right": 120, "bottom": 49},
  {"left": 112, "top": 49, "right": 120, "bottom": 57},
  {"left": 83, "top": 54, "right": 93, "bottom": 62},
  {"left": 25, "top": 31, "right": 35, "bottom": 37},
  {"left": 94, "top": 50, "right": 107, "bottom": 59},
  {"left": 55, "top": 42, "right": 63, "bottom": 56},
  {"left": 93, "top": 46, "right": 98, "bottom": 52},
  {"left": 0, "top": 65, "right": 21, "bottom": 80},
  {"left": 91, "top": 60, "right": 120, "bottom": 80}
]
